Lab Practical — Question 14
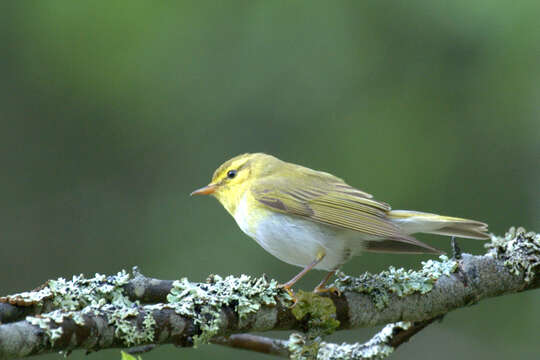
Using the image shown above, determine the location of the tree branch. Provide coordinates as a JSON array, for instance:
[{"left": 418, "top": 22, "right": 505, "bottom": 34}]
[
  {"left": 212, "top": 316, "right": 441, "bottom": 359},
  {"left": 211, "top": 334, "right": 291, "bottom": 358},
  {"left": 0, "top": 227, "right": 538, "bottom": 359}
]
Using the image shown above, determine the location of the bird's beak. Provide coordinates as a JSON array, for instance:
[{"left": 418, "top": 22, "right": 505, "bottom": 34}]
[{"left": 190, "top": 184, "right": 217, "bottom": 196}]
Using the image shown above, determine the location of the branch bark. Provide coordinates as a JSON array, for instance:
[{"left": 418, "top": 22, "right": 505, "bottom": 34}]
[
  {"left": 212, "top": 317, "right": 441, "bottom": 359},
  {"left": 0, "top": 227, "right": 538, "bottom": 359}
]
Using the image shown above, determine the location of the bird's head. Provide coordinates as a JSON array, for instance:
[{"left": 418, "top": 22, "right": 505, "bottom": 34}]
[{"left": 191, "top": 153, "right": 280, "bottom": 214}]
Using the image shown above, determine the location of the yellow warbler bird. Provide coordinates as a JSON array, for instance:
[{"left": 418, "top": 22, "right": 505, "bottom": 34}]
[{"left": 191, "top": 153, "right": 488, "bottom": 295}]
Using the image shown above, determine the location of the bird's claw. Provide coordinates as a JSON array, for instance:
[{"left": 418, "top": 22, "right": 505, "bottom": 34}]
[
  {"left": 278, "top": 284, "right": 299, "bottom": 306},
  {"left": 313, "top": 285, "right": 341, "bottom": 296}
]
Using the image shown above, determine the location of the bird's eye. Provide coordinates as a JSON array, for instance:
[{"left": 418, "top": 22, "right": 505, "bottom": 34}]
[{"left": 227, "top": 169, "right": 237, "bottom": 179}]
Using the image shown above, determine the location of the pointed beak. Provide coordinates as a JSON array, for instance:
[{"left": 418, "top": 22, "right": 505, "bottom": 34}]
[{"left": 190, "top": 184, "right": 217, "bottom": 196}]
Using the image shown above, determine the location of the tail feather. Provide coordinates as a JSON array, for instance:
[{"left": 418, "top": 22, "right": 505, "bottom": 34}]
[
  {"left": 363, "top": 238, "right": 444, "bottom": 254},
  {"left": 388, "top": 210, "right": 489, "bottom": 240},
  {"left": 429, "top": 225, "right": 490, "bottom": 239}
]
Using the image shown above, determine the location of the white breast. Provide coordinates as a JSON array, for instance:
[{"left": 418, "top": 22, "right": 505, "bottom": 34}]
[{"left": 233, "top": 194, "right": 359, "bottom": 271}]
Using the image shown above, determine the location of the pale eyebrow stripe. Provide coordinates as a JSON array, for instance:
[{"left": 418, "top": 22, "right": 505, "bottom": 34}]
[{"left": 236, "top": 159, "right": 251, "bottom": 172}]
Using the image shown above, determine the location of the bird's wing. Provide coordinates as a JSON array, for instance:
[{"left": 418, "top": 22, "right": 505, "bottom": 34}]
[{"left": 251, "top": 172, "right": 405, "bottom": 240}]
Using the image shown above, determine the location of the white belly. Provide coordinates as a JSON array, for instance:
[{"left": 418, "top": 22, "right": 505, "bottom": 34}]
[{"left": 233, "top": 194, "right": 361, "bottom": 271}]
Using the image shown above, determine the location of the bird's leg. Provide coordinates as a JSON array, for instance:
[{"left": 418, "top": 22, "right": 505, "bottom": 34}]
[
  {"left": 278, "top": 251, "right": 325, "bottom": 303},
  {"left": 313, "top": 269, "right": 340, "bottom": 295}
]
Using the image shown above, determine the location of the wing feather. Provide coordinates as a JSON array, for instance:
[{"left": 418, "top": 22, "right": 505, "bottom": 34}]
[{"left": 251, "top": 170, "right": 406, "bottom": 240}]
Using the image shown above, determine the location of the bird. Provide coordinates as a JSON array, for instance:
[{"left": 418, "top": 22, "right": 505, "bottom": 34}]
[{"left": 191, "top": 153, "right": 489, "bottom": 297}]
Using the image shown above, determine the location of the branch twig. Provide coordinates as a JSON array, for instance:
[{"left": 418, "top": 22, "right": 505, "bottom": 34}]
[
  {"left": 212, "top": 316, "right": 442, "bottom": 359},
  {"left": 211, "top": 334, "right": 290, "bottom": 358}
]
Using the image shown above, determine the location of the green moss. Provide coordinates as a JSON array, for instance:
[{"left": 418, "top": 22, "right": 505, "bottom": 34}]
[
  {"left": 286, "top": 291, "right": 340, "bottom": 358},
  {"left": 166, "top": 274, "right": 279, "bottom": 346},
  {"left": 486, "top": 227, "right": 540, "bottom": 283},
  {"left": 333, "top": 255, "right": 458, "bottom": 309},
  {"left": 291, "top": 291, "right": 340, "bottom": 336}
]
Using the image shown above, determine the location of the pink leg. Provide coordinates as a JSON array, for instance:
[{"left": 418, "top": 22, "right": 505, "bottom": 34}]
[
  {"left": 313, "top": 269, "right": 340, "bottom": 295},
  {"left": 278, "top": 253, "right": 325, "bottom": 301}
]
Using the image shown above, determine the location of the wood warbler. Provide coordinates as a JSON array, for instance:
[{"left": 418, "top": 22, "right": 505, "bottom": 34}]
[{"left": 191, "top": 153, "right": 488, "bottom": 295}]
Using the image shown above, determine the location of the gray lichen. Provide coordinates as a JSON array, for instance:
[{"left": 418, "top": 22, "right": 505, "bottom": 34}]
[
  {"left": 26, "top": 312, "right": 65, "bottom": 345},
  {"left": 16, "top": 271, "right": 157, "bottom": 347},
  {"left": 0, "top": 286, "right": 53, "bottom": 307},
  {"left": 287, "top": 322, "right": 412, "bottom": 360},
  {"left": 5, "top": 271, "right": 282, "bottom": 349},
  {"left": 485, "top": 227, "right": 540, "bottom": 283},
  {"left": 333, "top": 255, "right": 458, "bottom": 309},
  {"left": 288, "top": 332, "right": 321, "bottom": 360},
  {"left": 317, "top": 322, "right": 412, "bottom": 360},
  {"left": 166, "top": 274, "right": 279, "bottom": 346}
]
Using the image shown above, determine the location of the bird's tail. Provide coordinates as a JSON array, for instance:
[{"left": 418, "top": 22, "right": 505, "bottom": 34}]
[{"left": 388, "top": 210, "right": 489, "bottom": 240}]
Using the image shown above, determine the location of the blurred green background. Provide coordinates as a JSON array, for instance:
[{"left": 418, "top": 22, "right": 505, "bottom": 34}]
[{"left": 2, "top": 1, "right": 540, "bottom": 359}]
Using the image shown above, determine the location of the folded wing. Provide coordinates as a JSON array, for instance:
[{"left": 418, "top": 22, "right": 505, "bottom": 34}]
[{"left": 251, "top": 168, "right": 441, "bottom": 254}]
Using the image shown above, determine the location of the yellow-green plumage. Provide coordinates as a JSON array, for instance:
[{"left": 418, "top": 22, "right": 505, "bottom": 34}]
[{"left": 192, "top": 153, "right": 489, "bottom": 289}]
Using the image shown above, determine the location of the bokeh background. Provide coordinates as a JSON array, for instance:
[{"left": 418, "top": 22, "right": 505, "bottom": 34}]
[{"left": 2, "top": 1, "right": 540, "bottom": 359}]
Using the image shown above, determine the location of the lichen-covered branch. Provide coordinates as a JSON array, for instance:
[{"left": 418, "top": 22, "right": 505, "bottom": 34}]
[
  {"left": 213, "top": 318, "right": 440, "bottom": 360},
  {"left": 294, "top": 319, "right": 438, "bottom": 360},
  {"left": 0, "top": 227, "right": 538, "bottom": 359}
]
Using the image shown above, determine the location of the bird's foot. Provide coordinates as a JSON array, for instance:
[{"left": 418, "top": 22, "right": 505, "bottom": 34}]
[
  {"left": 313, "top": 285, "right": 341, "bottom": 296},
  {"left": 277, "top": 283, "right": 298, "bottom": 306}
]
